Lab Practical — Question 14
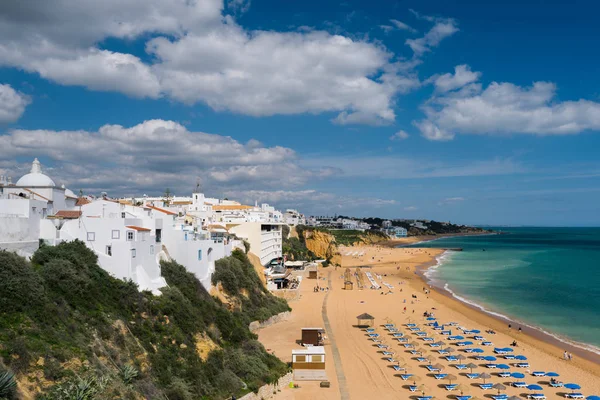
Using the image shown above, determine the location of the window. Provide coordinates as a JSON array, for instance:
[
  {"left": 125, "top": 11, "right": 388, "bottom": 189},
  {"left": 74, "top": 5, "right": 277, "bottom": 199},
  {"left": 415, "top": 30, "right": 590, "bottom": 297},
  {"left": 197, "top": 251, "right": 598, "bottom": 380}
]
[
  {"left": 112, "top": 230, "right": 120, "bottom": 239},
  {"left": 198, "top": 249, "right": 202, "bottom": 260},
  {"left": 121, "top": 212, "right": 126, "bottom": 218},
  {"left": 295, "top": 355, "right": 306, "bottom": 362},
  {"left": 106, "top": 245, "right": 112, "bottom": 256},
  {"left": 150, "top": 245, "right": 154, "bottom": 255},
  {"left": 127, "top": 231, "right": 134, "bottom": 241},
  {"left": 87, "top": 232, "right": 95, "bottom": 241},
  {"left": 131, "top": 249, "right": 136, "bottom": 258},
  {"left": 312, "top": 355, "right": 323, "bottom": 362}
]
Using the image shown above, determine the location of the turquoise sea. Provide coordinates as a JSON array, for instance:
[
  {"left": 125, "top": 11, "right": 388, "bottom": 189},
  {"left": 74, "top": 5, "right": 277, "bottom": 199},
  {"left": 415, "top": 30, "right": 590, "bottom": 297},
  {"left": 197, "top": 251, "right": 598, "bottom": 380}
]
[{"left": 404, "top": 227, "right": 600, "bottom": 354}]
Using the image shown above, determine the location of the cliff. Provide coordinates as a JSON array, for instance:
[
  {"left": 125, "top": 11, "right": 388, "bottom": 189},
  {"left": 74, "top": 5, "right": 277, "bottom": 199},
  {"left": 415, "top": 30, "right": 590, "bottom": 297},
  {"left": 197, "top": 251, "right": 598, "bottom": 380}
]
[
  {"left": 303, "top": 229, "right": 342, "bottom": 266},
  {"left": 0, "top": 242, "right": 289, "bottom": 400}
]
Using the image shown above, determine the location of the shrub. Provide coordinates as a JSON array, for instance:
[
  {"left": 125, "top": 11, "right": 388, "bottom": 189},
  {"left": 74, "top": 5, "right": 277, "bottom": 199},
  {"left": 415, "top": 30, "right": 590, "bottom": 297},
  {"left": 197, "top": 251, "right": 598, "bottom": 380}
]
[
  {"left": 0, "top": 367, "right": 17, "bottom": 400},
  {"left": 0, "top": 250, "right": 47, "bottom": 314}
]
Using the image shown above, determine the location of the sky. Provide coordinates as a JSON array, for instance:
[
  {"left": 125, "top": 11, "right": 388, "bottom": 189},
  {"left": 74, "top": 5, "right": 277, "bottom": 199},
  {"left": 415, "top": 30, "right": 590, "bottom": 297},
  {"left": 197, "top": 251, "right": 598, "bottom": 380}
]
[{"left": 1, "top": 0, "right": 599, "bottom": 226}]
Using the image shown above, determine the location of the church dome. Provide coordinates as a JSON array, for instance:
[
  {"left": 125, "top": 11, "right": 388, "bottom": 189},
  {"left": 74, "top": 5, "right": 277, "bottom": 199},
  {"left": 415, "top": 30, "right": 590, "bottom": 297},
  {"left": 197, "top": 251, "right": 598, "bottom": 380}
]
[{"left": 16, "top": 158, "right": 56, "bottom": 187}]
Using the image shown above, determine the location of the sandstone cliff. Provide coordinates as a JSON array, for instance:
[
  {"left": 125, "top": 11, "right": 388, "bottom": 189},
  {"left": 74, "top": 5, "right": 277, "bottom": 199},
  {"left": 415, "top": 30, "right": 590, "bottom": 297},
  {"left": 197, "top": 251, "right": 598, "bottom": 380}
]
[{"left": 303, "top": 229, "right": 341, "bottom": 266}]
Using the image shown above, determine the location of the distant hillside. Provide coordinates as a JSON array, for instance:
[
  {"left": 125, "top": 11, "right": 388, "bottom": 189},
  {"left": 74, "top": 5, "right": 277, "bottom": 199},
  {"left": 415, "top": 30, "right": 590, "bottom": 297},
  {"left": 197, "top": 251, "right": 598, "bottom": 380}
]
[
  {"left": 338, "top": 216, "right": 492, "bottom": 236},
  {"left": 0, "top": 242, "right": 289, "bottom": 399}
]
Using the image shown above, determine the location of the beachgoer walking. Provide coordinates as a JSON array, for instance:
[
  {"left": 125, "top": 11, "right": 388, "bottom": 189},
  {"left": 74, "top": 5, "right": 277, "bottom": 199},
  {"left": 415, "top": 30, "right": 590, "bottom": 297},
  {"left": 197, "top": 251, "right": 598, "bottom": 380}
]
[
  {"left": 564, "top": 351, "right": 568, "bottom": 360},
  {"left": 508, "top": 324, "right": 512, "bottom": 330},
  {"left": 568, "top": 353, "right": 573, "bottom": 361},
  {"left": 518, "top": 326, "right": 522, "bottom": 333}
]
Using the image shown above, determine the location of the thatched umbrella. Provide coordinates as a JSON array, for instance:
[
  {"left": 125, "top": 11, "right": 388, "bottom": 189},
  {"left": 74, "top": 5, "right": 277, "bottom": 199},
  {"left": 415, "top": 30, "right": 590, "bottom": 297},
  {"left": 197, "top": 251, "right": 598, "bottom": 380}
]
[
  {"left": 446, "top": 374, "right": 458, "bottom": 383},
  {"left": 443, "top": 347, "right": 455, "bottom": 353},
  {"left": 410, "top": 375, "right": 422, "bottom": 385},
  {"left": 456, "top": 384, "right": 470, "bottom": 395},
  {"left": 432, "top": 363, "right": 445, "bottom": 371},
  {"left": 456, "top": 354, "right": 466, "bottom": 361},
  {"left": 425, "top": 355, "right": 435, "bottom": 363},
  {"left": 507, "top": 397, "right": 521, "bottom": 400},
  {"left": 493, "top": 383, "right": 507, "bottom": 394},
  {"left": 417, "top": 384, "right": 431, "bottom": 396},
  {"left": 417, "top": 347, "right": 427, "bottom": 355},
  {"left": 466, "top": 362, "right": 478, "bottom": 373},
  {"left": 479, "top": 372, "right": 492, "bottom": 383},
  {"left": 410, "top": 341, "right": 419, "bottom": 347}
]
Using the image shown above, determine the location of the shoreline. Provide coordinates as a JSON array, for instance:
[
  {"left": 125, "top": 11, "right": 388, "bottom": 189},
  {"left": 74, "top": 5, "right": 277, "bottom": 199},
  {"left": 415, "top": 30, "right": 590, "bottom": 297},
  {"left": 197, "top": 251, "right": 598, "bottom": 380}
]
[
  {"left": 379, "top": 231, "right": 497, "bottom": 248},
  {"left": 414, "top": 250, "right": 600, "bottom": 371}
]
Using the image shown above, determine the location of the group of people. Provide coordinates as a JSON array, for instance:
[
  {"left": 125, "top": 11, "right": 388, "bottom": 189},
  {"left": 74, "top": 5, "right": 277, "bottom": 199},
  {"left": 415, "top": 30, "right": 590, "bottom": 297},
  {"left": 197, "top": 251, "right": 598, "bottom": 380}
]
[
  {"left": 564, "top": 350, "right": 574, "bottom": 361},
  {"left": 313, "top": 286, "right": 329, "bottom": 292}
]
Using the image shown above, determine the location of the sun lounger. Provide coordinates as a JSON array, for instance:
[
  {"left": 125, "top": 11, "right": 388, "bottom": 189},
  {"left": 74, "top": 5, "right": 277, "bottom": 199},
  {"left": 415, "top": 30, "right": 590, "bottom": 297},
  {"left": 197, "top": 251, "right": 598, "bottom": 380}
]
[
  {"left": 512, "top": 382, "right": 527, "bottom": 388},
  {"left": 400, "top": 374, "right": 412, "bottom": 380},
  {"left": 445, "top": 356, "right": 458, "bottom": 362},
  {"left": 368, "top": 333, "right": 379, "bottom": 338},
  {"left": 463, "top": 348, "right": 474, "bottom": 353},
  {"left": 438, "top": 349, "right": 449, "bottom": 355},
  {"left": 429, "top": 343, "right": 441, "bottom": 348},
  {"left": 409, "top": 327, "right": 420, "bottom": 331},
  {"left": 366, "top": 328, "right": 375, "bottom": 332},
  {"left": 447, "top": 322, "right": 458, "bottom": 326},
  {"left": 527, "top": 395, "right": 546, "bottom": 400},
  {"left": 434, "top": 373, "right": 448, "bottom": 380},
  {"left": 475, "top": 356, "right": 486, "bottom": 360},
  {"left": 474, "top": 336, "right": 484, "bottom": 340},
  {"left": 377, "top": 344, "right": 389, "bottom": 349},
  {"left": 441, "top": 330, "right": 451, "bottom": 335},
  {"left": 409, "top": 350, "right": 419, "bottom": 355},
  {"left": 397, "top": 338, "right": 408, "bottom": 343},
  {"left": 392, "top": 333, "right": 404, "bottom": 337},
  {"left": 492, "top": 395, "right": 508, "bottom": 400},
  {"left": 498, "top": 372, "right": 511, "bottom": 378},
  {"left": 406, "top": 323, "right": 417, "bottom": 327},
  {"left": 422, "top": 337, "right": 434, "bottom": 341},
  {"left": 479, "top": 383, "right": 493, "bottom": 390},
  {"left": 416, "top": 331, "right": 427, "bottom": 336},
  {"left": 404, "top": 344, "right": 414, "bottom": 348},
  {"left": 516, "top": 362, "right": 530, "bottom": 368},
  {"left": 485, "top": 363, "right": 498, "bottom": 368},
  {"left": 433, "top": 326, "right": 444, "bottom": 330},
  {"left": 382, "top": 351, "right": 393, "bottom": 355},
  {"left": 384, "top": 357, "right": 395, "bottom": 362},
  {"left": 504, "top": 354, "right": 516, "bottom": 359},
  {"left": 466, "top": 373, "right": 479, "bottom": 379},
  {"left": 425, "top": 365, "right": 441, "bottom": 372},
  {"left": 565, "top": 394, "right": 584, "bottom": 399},
  {"left": 482, "top": 341, "right": 493, "bottom": 346},
  {"left": 445, "top": 384, "right": 458, "bottom": 391},
  {"left": 416, "top": 357, "right": 428, "bottom": 362},
  {"left": 417, "top": 397, "right": 433, "bottom": 400},
  {"left": 457, "top": 396, "right": 472, "bottom": 400},
  {"left": 531, "top": 371, "right": 545, "bottom": 377},
  {"left": 409, "top": 385, "right": 418, "bottom": 392},
  {"left": 392, "top": 365, "right": 405, "bottom": 371},
  {"left": 549, "top": 382, "right": 563, "bottom": 388},
  {"left": 454, "top": 364, "right": 467, "bottom": 370},
  {"left": 494, "top": 348, "right": 509, "bottom": 354}
]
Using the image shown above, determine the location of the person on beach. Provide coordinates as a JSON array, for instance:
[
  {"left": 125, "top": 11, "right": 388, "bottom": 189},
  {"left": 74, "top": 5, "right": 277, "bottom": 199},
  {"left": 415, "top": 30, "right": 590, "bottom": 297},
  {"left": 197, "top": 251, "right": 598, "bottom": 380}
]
[
  {"left": 518, "top": 326, "right": 522, "bottom": 333},
  {"left": 508, "top": 324, "right": 512, "bottom": 330},
  {"left": 564, "top": 351, "right": 568, "bottom": 360}
]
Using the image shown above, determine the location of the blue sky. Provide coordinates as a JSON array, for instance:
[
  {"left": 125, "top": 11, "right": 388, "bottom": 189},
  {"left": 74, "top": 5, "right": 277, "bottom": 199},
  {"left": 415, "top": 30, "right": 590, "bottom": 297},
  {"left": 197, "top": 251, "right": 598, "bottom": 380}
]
[{"left": 1, "top": 0, "right": 599, "bottom": 226}]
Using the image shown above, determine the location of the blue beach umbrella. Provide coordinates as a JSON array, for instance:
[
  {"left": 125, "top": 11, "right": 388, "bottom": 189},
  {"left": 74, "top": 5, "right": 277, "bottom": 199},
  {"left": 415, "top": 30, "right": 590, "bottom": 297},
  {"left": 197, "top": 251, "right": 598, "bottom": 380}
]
[
  {"left": 426, "top": 317, "right": 436, "bottom": 320},
  {"left": 450, "top": 335, "right": 464, "bottom": 340},
  {"left": 472, "top": 348, "right": 484, "bottom": 353},
  {"left": 483, "top": 356, "right": 497, "bottom": 361},
  {"left": 511, "top": 372, "right": 525, "bottom": 379},
  {"left": 468, "top": 329, "right": 481, "bottom": 333},
  {"left": 515, "top": 355, "right": 527, "bottom": 360},
  {"left": 497, "top": 364, "right": 510, "bottom": 369},
  {"left": 565, "top": 384, "right": 581, "bottom": 390},
  {"left": 462, "top": 341, "right": 474, "bottom": 345},
  {"left": 546, "top": 372, "right": 560, "bottom": 377},
  {"left": 587, "top": 397, "right": 600, "bottom": 400},
  {"left": 527, "top": 384, "right": 543, "bottom": 391},
  {"left": 502, "top": 347, "right": 514, "bottom": 352}
]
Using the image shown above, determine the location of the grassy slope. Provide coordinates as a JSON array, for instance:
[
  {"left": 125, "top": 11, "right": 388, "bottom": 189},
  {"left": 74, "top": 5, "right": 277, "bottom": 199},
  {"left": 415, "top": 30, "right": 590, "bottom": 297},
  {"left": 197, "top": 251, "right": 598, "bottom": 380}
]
[{"left": 0, "top": 242, "right": 289, "bottom": 400}]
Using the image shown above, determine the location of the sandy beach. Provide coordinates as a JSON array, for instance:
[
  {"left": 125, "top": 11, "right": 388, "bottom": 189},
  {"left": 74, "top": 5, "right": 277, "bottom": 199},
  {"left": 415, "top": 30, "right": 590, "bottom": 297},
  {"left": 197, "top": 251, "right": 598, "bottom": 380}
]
[{"left": 257, "top": 243, "right": 600, "bottom": 399}]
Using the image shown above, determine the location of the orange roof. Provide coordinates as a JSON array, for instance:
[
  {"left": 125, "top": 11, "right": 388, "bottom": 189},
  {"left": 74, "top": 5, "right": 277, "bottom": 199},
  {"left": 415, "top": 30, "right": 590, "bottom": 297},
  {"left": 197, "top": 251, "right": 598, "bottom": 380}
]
[
  {"left": 145, "top": 205, "right": 177, "bottom": 215},
  {"left": 54, "top": 210, "right": 82, "bottom": 219},
  {"left": 212, "top": 204, "right": 253, "bottom": 211},
  {"left": 171, "top": 200, "right": 192, "bottom": 205},
  {"left": 126, "top": 225, "right": 151, "bottom": 232}
]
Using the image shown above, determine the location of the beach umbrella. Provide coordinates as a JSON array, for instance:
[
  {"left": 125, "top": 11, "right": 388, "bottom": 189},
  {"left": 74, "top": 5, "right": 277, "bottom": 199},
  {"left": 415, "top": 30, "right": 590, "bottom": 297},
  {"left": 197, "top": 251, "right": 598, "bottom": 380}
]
[
  {"left": 426, "top": 317, "right": 436, "bottom": 320},
  {"left": 434, "top": 341, "right": 445, "bottom": 346},
  {"left": 417, "top": 347, "right": 427, "bottom": 355},
  {"left": 508, "top": 397, "right": 521, "bottom": 400},
  {"left": 446, "top": 374, "right": 458, "bottom": 383},
  {"left": 410, "top": 341, "right": 420, "bottom": 346},
  {"left": 463, "top": 341, "right": 474, "bottom": 345},
  {"left": 479, "top": 373, "right": 492, "bottom": 383},
  {"left": 432, "top": 363, "right": 445, "bottom": 371},
  {"left": 472, "top": 348, "right": 484, "bottom": 353},
  {"left": 470, "top": 329, "right": 481, "bottom": 333},
  {"left": 546, "top": 372, "right": 559, "bottom": 377},
  {"left": 417, "top": 384, "right": 431, "bottom": 395},
  {"left": 496, "top": 364, "right": 510, "bottom": 370},
  {"left": 515, "top": 355, "right": 527, "bottom": 360},
  {"left": 493, "top": 383, "right": 506, "bottom": 394},
  {"left": 443, "top": 347, "right": 454, "bottom": 353},
  {"left": 565, "top": 384, "right": 582, "bottom": 391},
  {"left": 466, "top": 362, "right": 478, "bottom": 373},
  {"left": 450, "top": 335, "right": 465, "bottom": 340},
  {"left": 501, "top": 347, "right": 514, "bottom": 352},
  {"left": 483, "top": 356, "right": 497, "bottom": 361},
  {"left": 410, "top": 375, "right": 422, "bottom": 384},
  {"left": 587, "top": 397, "right": 600, "bottom": 400},
  {"left": 527, "top": 384, "right": 543, "bottom": 391},
  {"left": 426, "top": 355, "right": 435, "bottom": 363},
  {"left": 456, "top": 354, "right": 466, "bottom": 361},
  {"left": 456, "top": 384, "right": 470, "bottom": 395},
  {"left": 510, "top": 372, "right": 525, "bottom": 379}
]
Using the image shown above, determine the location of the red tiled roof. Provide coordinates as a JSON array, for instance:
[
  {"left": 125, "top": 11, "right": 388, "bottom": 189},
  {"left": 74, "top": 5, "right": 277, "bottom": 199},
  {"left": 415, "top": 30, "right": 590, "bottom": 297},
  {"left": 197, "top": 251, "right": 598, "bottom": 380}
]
[
  {"left": 126, "top": 225, "right": 151, "bottom": 232},
  {"left": 145, "top": 205, "right": 177, "bottom": 215},
  {"left": 54, "top": 210, "right": 82, "bottom": 219}
]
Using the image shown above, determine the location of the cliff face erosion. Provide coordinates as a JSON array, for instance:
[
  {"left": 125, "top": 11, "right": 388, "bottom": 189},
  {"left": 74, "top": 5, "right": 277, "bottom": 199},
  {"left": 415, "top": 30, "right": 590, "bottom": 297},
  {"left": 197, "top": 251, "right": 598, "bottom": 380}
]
[
  {"left": 302, "top": 229, "right": 342, "bottom": 266},
  {"left": 0, "top": 242, "right": 289, "bottom": 400}
]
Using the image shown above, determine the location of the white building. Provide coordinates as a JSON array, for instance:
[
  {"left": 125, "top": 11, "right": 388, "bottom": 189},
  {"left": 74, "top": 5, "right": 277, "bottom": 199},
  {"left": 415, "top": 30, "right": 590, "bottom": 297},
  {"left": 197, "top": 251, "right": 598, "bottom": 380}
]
[{"left": 283, "top": 209, "right": 306, "bottom": 226}]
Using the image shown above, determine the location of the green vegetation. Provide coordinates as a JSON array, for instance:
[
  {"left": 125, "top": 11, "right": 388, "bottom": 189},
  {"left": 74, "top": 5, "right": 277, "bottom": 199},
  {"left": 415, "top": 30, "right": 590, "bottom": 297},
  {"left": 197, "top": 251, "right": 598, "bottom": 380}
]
[
  {"left": 0, "top": 242, "right": 289, "bottom": 399},
  {"left": 327, "top": 229, "right": 388, "bottom": 246},
  {"left": 282, "top": 225, "right": 317, "bottom": 261}
]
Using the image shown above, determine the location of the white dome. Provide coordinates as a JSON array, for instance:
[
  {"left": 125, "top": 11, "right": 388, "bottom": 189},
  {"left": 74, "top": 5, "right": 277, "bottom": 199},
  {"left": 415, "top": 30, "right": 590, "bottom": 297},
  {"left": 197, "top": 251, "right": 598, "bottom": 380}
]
[
  {"left": 65, "top": 188, "right": 76, "bottom": 198},
  {"left": 16, "top": 158, "right": 56, "bottom": 187}
]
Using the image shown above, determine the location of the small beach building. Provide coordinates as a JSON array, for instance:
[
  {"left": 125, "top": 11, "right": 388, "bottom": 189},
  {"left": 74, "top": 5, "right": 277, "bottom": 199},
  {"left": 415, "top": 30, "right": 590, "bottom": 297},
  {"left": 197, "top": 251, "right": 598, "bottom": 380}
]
[
  {"left": 301, "top": 328, "right": 325, "bottom": 346},
  {"left": 291, "top": 346, "right": 326, "bottom": 381},
  {"left": 356, "top": 312, "right": 375, "bottom": 327}
]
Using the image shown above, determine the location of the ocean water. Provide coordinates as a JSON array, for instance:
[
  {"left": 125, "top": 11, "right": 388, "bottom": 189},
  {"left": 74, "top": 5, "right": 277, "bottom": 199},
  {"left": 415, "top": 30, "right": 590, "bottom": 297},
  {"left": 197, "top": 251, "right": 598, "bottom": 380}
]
[{"left": 404, "top": 227, "right": 600, "bottom": 354}]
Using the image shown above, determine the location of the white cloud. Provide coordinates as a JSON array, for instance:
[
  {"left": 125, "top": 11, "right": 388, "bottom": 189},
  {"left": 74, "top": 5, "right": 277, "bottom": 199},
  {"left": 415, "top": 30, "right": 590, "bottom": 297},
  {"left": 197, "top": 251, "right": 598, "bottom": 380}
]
[
  {"left": 390, "top": 130, "right": 409, "bottom": 140},
  {"left": 389, "top": 19, "right": 417, "bottom": 33},
  {"left": 431, "top": 64, "right": 481, "bottom": 93},
  {"left": 415, "top": 67, "right": 600, "bottom": 140},
  {"left": 0, "top": 84, "right": 30, "bottom": 123},
  {"left": 438, "top": 197, "right": 465, "bottom": 205},
  {"left": 0, "top": 119, "right": 331, "bottom": 193},
  {"left": 0, "top": 0, "right": 428, "bottom": 125},
  {"left": 404, "top": 206, "right": 417, "bottom": 211},
  {"left": 405, "top": 19, "right": 458, "bottom": 56}
]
